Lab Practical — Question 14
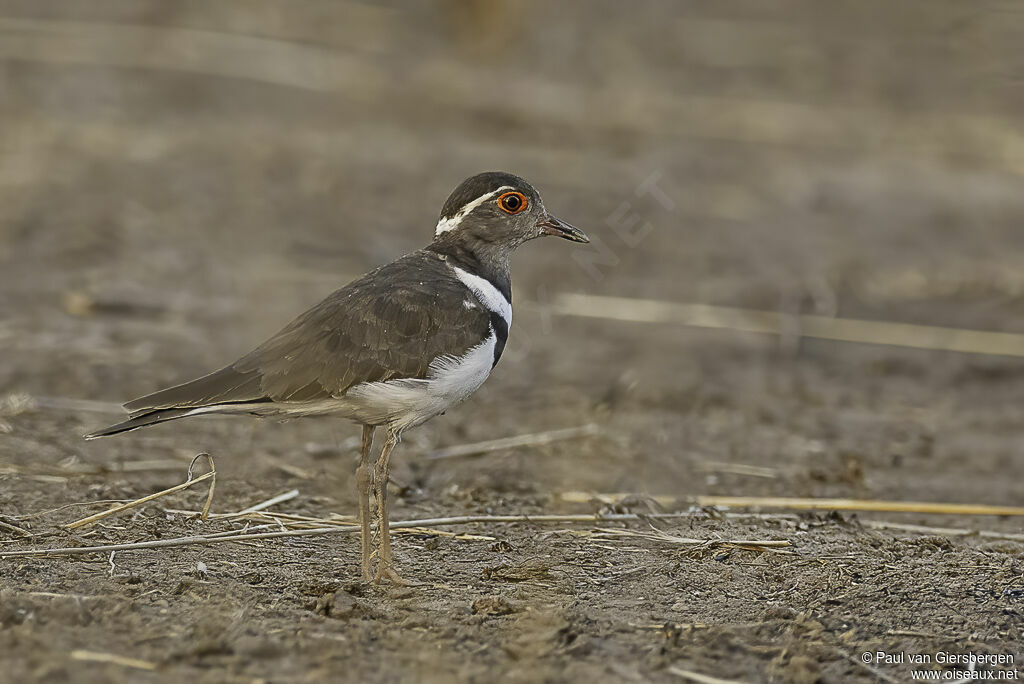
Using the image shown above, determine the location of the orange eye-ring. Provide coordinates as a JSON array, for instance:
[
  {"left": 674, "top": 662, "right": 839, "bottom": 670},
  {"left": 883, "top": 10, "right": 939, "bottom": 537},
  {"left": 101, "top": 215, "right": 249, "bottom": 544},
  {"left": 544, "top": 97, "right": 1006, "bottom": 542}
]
[{"left": 497, "top": 191, "right": 528, "bottom": 215}]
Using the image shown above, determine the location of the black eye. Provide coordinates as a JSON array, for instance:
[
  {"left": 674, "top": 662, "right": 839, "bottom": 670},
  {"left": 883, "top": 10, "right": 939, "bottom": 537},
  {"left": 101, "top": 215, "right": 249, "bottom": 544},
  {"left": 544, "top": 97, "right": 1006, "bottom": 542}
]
[{"left": 497, "top": 191, "right": 527, "bottom": 214}]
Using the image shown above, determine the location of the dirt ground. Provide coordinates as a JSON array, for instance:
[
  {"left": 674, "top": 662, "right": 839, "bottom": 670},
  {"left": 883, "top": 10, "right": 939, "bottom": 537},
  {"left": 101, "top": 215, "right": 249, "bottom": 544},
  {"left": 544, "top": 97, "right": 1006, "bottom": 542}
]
[{"left": 3, "top": 1, "right": 1024, "bottom": 682}]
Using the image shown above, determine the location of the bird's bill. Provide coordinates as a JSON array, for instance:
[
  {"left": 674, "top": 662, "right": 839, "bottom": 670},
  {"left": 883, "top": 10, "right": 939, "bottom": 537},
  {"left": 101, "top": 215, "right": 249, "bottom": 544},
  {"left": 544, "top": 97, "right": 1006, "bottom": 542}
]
[{"left": 536, "top": 214, "right": 589, "bottom": 243}]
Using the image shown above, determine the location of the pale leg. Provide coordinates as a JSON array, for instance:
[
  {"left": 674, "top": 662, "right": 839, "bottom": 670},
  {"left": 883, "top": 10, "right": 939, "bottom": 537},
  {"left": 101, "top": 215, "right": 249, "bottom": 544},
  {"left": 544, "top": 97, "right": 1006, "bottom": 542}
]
[
  {"left": 373, "top": 429, "right": 404, "bottom": 584},
  {"left": 355, "top": 424, "right": 375, "bottom": 581}
]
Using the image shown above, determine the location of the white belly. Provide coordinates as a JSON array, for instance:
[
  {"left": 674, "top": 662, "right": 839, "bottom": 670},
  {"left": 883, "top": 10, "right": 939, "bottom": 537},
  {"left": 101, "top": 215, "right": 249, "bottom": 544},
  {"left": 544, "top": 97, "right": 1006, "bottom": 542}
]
[{"left": 341, "top": 332, "right": 496, "bottom": 432}]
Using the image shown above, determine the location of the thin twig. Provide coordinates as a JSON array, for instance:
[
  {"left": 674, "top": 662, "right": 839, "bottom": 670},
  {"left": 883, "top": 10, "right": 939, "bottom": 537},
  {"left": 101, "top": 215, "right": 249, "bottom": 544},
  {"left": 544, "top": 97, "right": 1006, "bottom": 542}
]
[
  {"left": 558, "top": 491, "right": 1024, "bottom": 517},
  {"left": 554, "top": 293, "right": 1024, "bottom": 358},
  {"left": 237, "top": 489, "right": 299, "bottom": 514},
  {"left": 0, "top": 513, "right": 788, "bottom": 558},
  {"left": 165, "top": 508, "right": 351, "bottom": 525},
  {"left": 699, "top": 495, "right": 1024, "bottom": 517},
  {"left": 630, "top": 622, "right": 708, "bottom": 630},
  {"left": 668, "top": 667, "right": 749, "bottom": 684},
  {"left": 0, "top": 518, "right": 30, "bottom": 537},
  {"left": 64, "top": 455, "right": 216, "bottom": 530},
  {"left": 168, "top": 508, "right": 490, "bottom": 539},
  {"left": 70, "top": 650, "right": 156, "bottom": 671},
  {"left": 861, "top": 520, "right": 1024, "bottom": 542},
  {"left": 396, "top": 527, "right": 495, "bottom": 541},
  {"left": 27, "top": 591, "right": 100, "bottom": 600},
  {"left": 192, "top": 453, "right": 216, "bottom": 520},
  {"left": 426, "top": 424, "right": 600, "bottom": 460},
  {"left": 592, "top": 527, "right": 790, "bottom": 550},
  {"left": 697, "top": 461, "right": 779, "bottom": 479}
]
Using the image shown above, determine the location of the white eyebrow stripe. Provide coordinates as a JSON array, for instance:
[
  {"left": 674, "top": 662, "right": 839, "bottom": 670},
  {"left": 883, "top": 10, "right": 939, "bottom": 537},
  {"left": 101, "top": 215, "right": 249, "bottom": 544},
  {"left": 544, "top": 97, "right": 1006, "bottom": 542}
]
[
  {"left": 451, "top": 266, "right": 512, "bottom": 328},
  {"left": 434, "top": 185, "right": 515, "bottom": 236}
]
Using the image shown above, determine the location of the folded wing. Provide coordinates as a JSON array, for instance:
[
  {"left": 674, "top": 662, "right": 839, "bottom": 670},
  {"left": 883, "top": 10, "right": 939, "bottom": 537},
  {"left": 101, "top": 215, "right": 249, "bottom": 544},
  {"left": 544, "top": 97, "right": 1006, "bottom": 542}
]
[{"left": 123, "top": 251, "right": 492, "bottom": 416}]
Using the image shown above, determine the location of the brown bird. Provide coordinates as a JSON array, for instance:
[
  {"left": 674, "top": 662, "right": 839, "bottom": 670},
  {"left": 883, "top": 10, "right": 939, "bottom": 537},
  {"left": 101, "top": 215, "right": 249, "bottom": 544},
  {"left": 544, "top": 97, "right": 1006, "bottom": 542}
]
[{"left": 86, "top": 171, "right": 589, "bottom": 583}]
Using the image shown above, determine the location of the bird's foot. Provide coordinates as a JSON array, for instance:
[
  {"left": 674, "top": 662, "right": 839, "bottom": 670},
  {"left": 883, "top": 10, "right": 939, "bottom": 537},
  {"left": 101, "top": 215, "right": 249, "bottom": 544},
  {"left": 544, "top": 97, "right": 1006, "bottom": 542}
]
[{"left": 373, "top": 564, "right": 408, "bottom": 586}]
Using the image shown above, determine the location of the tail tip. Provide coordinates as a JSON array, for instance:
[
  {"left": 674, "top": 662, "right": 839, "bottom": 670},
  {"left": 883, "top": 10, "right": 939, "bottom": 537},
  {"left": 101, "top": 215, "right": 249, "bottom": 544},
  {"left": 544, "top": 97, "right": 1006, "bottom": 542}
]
[{"left": 83, "top": 424, "right": 123, "bottom": 440}]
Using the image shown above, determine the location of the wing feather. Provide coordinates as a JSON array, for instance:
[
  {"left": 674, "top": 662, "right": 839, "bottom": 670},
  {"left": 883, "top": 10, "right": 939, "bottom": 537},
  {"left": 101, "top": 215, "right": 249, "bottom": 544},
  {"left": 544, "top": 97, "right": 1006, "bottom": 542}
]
[{"left": 124, "top": 251, "right": 494, "bottom": 414}]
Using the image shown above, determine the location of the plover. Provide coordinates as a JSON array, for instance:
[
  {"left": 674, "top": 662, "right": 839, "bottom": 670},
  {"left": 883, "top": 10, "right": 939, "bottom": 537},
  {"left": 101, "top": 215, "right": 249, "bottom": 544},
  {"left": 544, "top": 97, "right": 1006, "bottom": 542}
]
[{"left": 86, "top": 171, "right": 589, "bottom": 582}]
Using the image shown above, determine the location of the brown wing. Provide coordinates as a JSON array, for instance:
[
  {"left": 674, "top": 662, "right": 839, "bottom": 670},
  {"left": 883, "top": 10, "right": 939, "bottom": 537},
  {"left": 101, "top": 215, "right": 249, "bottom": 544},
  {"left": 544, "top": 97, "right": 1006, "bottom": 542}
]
[{"left": 124, "top": 251, "right": 492, "bottom": 414}]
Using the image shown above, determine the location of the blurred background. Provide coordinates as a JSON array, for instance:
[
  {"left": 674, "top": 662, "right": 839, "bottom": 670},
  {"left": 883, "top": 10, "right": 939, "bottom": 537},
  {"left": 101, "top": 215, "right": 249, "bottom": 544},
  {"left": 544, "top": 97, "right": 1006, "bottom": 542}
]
[{"left": 3, "top": 0, "right": 1024, "bottom": 508}]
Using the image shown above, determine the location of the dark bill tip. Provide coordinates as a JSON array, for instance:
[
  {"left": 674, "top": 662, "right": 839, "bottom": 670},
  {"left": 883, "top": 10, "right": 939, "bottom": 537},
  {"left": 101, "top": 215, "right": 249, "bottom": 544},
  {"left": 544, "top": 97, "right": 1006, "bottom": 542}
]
[{"left": 537, "top": 214, "right": 589, "bottom": 243}]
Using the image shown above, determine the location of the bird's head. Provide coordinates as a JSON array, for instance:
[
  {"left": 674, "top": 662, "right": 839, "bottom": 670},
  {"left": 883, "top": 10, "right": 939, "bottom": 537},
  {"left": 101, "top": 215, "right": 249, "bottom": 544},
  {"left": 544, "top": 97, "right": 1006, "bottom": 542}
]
[{"left": 433, "top": 171, "right": 588, "bottom": 250}]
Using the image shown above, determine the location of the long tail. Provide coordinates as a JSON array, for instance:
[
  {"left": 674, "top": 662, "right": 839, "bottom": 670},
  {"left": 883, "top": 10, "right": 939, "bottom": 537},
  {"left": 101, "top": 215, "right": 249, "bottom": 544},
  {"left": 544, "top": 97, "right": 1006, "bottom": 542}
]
[{"left": 84, "top": 408, "right": 197, "bottom": 439}]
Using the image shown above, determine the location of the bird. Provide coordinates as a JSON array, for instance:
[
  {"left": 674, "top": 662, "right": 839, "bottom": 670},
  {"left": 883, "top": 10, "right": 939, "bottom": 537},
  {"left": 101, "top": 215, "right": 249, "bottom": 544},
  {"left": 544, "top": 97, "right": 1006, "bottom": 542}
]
[{"left": 85, "top": 171, "right": 589, "bottom": 583}]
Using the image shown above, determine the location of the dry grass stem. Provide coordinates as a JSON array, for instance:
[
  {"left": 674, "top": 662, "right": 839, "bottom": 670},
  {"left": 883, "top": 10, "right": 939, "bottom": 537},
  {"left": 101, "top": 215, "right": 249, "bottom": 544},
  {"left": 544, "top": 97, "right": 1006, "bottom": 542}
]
[
  {"left": 0, "top": 518, "right": 30, "bottom": 537},
  {"left": 592, "top": 527, "right": 790, "bottom": 551},
  {"left": 697, "top": 461, "right": 779, "bottom": 479},
  {"left": 14, "top": 503, "right": 1022, "bottom": 561},
  {"left": 163, "top": 508, "right": 353, "bottom": 526},
  {"left": 64, "top": 454, "right": 216, "bottom": 530},
  {"left": 555, "top": 293, "right": 1024, "bottom": 358},
  {"left": 28, "top": 591, "right": 99, "bottom": 600},
  {"left": 668, "top": 666, "right": 750, "bottom": 684},
  {"left": 0, "top": 470, "right": 68, "bottom": 484},
  {"left": 558, "top": 491, "right": 1024, "bottom": 517},
  {"left": 630, "top": 622, "right": 709, "bottom": 630},
  {"left": 862, "top": 520, "right": 1024, "bottom": 542},
  {"left": 697, "top": 496, "right": 1024, "bottom": 517},
  {"left": 1, "top": 512, "right": 786, "bottom": 558},
  {"left": 396, "top": 527, "right": 496, "bottom": 541},
  {"left": 69, "top": 650, "right": 157, "bottom": 671},
  {"left": 190, "top": 453, "right": 217, "bottom": 520},
  {"left": 237, "top": 489, "right": 299, "bottom": 514},
  {"left": 426, "top": 424, "right": 600, "bottom": 460}
]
